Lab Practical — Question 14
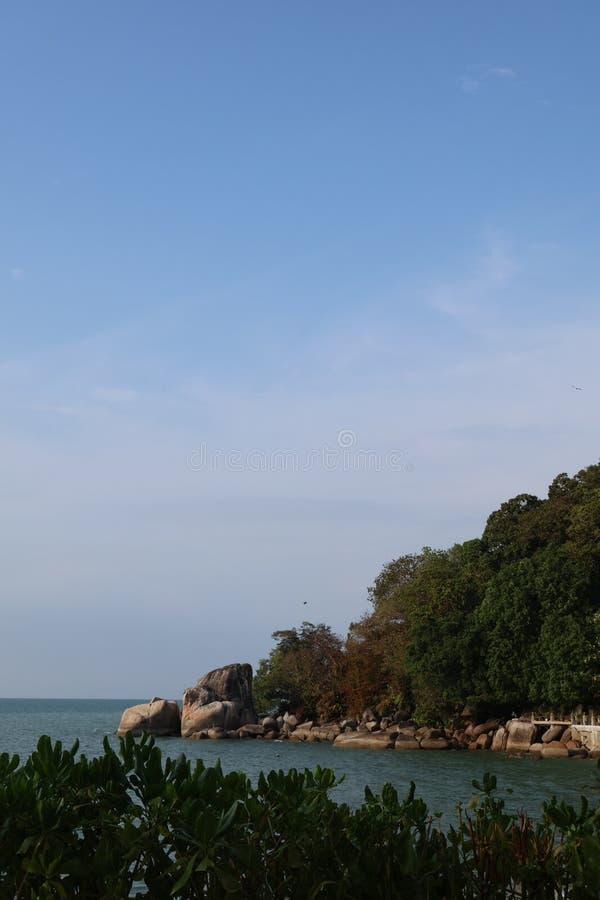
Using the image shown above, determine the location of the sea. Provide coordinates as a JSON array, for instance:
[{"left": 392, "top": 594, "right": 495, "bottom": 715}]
[{"left": 0, "top": 698, "right": 597, "bottom": 824}]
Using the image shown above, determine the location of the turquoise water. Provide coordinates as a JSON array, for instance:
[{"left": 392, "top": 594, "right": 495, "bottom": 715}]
[{"left": 0, "top": 699, "right": 596, "bottom": 822}]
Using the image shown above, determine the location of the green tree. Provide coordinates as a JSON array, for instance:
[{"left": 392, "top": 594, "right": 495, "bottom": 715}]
[
  {"left": 402, "top": 544, "right": 488, "bottom": 722},
  {"left": 343, "top": 610, "right": 410, "bottom": 716},
  {"left": 482, "top": 493, "right": 543, "bottom": 564},
  {"left": 476, "top": 558, "right": 542, "bottom": 708},
  {"left": 253, "top": 622, "right": 344, "bottom": 719}
]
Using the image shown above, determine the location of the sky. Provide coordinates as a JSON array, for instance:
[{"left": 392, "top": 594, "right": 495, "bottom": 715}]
[{"left": 2, "top": 1, "right": 600, "bottom": 697}]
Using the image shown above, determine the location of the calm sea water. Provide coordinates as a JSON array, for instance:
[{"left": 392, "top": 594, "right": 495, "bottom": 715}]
[{"left": 0, "top": 699, "right": 596, "bottom": 822}]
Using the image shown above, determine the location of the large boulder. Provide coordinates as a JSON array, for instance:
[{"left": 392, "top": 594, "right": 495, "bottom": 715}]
[
  {"left": 361, "top": 707, "right": 380, "bottom": 725},
  {"left": 311, "top": 723, "right": 342, "bottom": 741},
  {"left": 561, "top": 727, "right": 573, "bottom": 744},
  {"left": 420, "top": 737, "right": 450, "bottom": 750},
  {"left": 394, "top": 734, "right": 420, "bottom": 750},
  {"left": 415, "top": 727, "right": 444, "bottom": 741},
  {"left": 541, "top": 741, "right": 569, "bottom": 759},
  {"left": 181, "top": 663, "right": 257, "bottom": 738},
  {"left": 506, "top": 720, "right": 538, "bottom": 754},
  {"left": 472, "top": 719, "right": 501, "bottom": 739},
  {"left": 397, "top": 724, "right": 417, "bottom": 735},
  {"left": 542, "top": 724, "right": 565, "bottom": 743},
  {"left": 288, "top": 722, "right": 314, "bottom": 742},
  {"left": 491, "top": 726, "right": 508, "bottom": 752},
  {"left": 117, "top": 698, "right": 181, "bottom": 737},
  {"left": 334, "top": 732, "right": 395, "bottom": 750},
  {"left": 238, "top": 723, "right": 265, "bottom": 737},
  {"left": 260, "top": 716, "right": 278, "bottom": 733}
]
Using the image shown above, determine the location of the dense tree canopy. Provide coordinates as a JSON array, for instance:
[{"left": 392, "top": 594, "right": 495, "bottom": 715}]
[
  {"left": 255, "top": 461, "right": 600, "bottom": 723},
  {"left": 253, "top": 622, "right": 344, "bottom": 720}
]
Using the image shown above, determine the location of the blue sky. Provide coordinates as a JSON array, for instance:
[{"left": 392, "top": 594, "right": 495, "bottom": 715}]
[{"left": 2, "top": 2, "right": 600, "bottom": 697}]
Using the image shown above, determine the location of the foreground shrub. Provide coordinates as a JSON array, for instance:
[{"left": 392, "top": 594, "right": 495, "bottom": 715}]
[{"left": 1, "top": 735, "right": 599, "bottom": 898}]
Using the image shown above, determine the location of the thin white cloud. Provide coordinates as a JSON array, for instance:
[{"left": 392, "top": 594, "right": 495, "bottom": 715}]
[
  {"left": 460, "top": 65, "right": 517, "bottom": 93},
  {"left": 460, "top": 76, "right": 480, "bottom": 95},
  {"left": 489, "top": 67, "right": 516, "bottom": 79},
  {"left": 481, "top": 233, "right": 519, "bottom": 284},
  {"left": 430, "top": 232, "right": 518, "bottom": 322},
  {"left": 33, "top": 403, "right": 83, "bottom": 416},
  {"left": 93, "top": 387, "right": 138, "bottom": 404}
]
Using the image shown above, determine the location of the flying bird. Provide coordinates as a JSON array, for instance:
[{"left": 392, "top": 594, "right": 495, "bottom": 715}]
[
  {"left": 303, "top": 601, "right": 308, "bottom": 605},
  {"left": 571, "top": 385, "right": 583, "bottom": 391}
]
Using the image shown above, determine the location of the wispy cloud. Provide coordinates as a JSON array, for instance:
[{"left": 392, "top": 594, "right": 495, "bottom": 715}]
[
  {"left": 2, "top": 232, "right": 600, "bottom": 696},
  {"left": 93, "top": 387, "right": 138, "bottom": 404},
  {"left": 488, "top": 67, "right": 516, "bottom": 79},
  {"left": 460, "top": 65, "right": 517, "bottom": 94},
  {"left": 430, "top": 232, "right": 518, "bottom": 322},
  {"left": 34, "top": 403, "right": 83, "bottom": 417},
  {"left": 481, "top": 233, "right": 519, "bottom": 284}
]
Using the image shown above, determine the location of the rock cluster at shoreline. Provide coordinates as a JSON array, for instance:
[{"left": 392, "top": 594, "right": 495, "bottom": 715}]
[
  {"left": 247, "top": 712, "right": 598, "bottom": 758},
  {"left": 118, "top": 704, "right": 600, "bottom": 759},
  {"left": 116, "top": 664, "right": 599, "bottom": 758}
]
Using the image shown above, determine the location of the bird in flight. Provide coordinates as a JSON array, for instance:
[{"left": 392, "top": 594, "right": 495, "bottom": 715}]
[
  {"left": 571, "top": 385, "right": 583, "bottom": 391},
  {"left": 303, "top": 601, "right": 308, "bottom": 605}
]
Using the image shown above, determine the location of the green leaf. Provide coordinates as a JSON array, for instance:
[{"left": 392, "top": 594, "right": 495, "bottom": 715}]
[{"left": 170, "top": 855, "right": 197, "bottom": 894}]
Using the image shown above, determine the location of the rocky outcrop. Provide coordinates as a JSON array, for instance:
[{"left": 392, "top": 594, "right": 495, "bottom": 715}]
[
  {"left": 117, "top": 698, "right": 181, "bottom": 737},
  {"left": 118, "top": 679, "right": 592, "bottom": 759},
  {"left": 281, "top": 714, "right": 588, "bottom": 758},
  {"left": 252, "top": 709, "right": 589, "bottom": 757},
  {"left": 181, "top": 663, "right": 257, "bottom": 738}
]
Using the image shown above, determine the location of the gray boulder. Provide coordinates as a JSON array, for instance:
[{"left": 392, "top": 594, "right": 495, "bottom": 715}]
[
  {"left": 341, "top": 718, "right": 358, "bottom": 731},
  {"left": 542, "top": 724, "right": 565, "bottom": 743},
  {"left": 491, "top": 726, "right": 507, "bottom": 752},
  {"left": 117, "top": 698, "right": 181, "bottom": 737},
  {"left": 541, "top": 741, "right": 569, "bottom": 759},
  {"left": 420, "top": 737, "right": 450, "bottom": 750},
  {"left": 394, "top": 734, "right": 420, "bottom": 750},
  {"left": 506, "top": 720, "right": 538, "bottom": 753},
  {"left": 472, "top": 719, "right": 501, "bottom": 739},
  {"left": 311, "top": 723, "right": 341, "bottom": 742},
  {"left": 207, "top": 727, "right": 227, "bottom": 740},
  {"left": 260, "top": 716, "right": 278, "bottom": 732},
  {"left": 181, "top": 663, "right": 257, "bottom": 738},
  {"left": 238, "top": 723, "right": 265, "bottom": 737},
  {"left": 334, "top": 732, "right": 395, "bottom": 750}
]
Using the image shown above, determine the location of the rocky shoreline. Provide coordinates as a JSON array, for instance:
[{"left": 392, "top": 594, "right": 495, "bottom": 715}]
[{"left": 117, "top": 663, "right": 599, "bottom": 759}]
